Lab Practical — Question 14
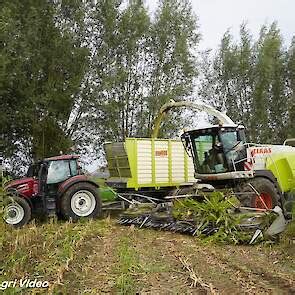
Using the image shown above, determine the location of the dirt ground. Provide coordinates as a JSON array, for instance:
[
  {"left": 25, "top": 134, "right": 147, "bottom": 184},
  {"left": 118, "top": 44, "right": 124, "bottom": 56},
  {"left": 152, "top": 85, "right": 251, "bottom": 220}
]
[{"left": 57, "top": 221, "right": 295, "bottom": 294}]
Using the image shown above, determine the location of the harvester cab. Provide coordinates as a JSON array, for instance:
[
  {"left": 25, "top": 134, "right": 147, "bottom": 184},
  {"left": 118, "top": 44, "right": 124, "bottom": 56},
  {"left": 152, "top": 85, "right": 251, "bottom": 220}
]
[
  {"left": 181, "top": 125, "right": 248, "bottom": 177},
  {"left": 3, "top": 155, "right": 102, "bottom": 227}
]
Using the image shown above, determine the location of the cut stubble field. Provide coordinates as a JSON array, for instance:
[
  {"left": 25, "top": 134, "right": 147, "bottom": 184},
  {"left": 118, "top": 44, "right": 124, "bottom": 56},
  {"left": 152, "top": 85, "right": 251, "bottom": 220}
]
[{"left": 0, "top": 218, "right": 294, "bottom": 294}]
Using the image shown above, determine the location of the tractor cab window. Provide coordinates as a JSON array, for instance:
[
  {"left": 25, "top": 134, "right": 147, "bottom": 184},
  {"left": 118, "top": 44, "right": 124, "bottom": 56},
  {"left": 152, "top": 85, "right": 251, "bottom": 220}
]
[
  {"left": 193, "top": 133, "right": 227, "bottom": 174},
  {"left": 47, "top": 160, "right": 72, "bottom": 184},
  {"left": 69, "top": 159, "right": 78, "bottom": 175},
  {"left": 26, "top": 164, "right": 41, "bottom": 178}
]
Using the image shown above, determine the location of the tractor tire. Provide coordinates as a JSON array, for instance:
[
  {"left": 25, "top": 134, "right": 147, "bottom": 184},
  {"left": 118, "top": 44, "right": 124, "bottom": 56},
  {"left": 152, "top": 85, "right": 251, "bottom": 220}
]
[
  {"left": 237, "top": 177, "right": 280, "bottom": 209},
  {"left": 4, "top": 196, "right": 31, "bottom": 228},
  {"left": 60, "top": 183, "right": 102, "bottom": 221}
]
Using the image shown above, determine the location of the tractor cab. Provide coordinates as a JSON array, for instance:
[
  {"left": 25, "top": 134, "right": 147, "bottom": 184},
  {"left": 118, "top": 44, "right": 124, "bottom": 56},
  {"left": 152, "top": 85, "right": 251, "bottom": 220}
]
[
  {"left": 40, "top": 155, "right": 81, "bottom": 199},
  {"left": 181, "top": 125, "right": 247, "bottom": 178},
  {"left": 29, "top": 155, "right": 81, "bottom": 184},
  {"left": 43, "top": 155, "right": 80, "bottom": 184}
]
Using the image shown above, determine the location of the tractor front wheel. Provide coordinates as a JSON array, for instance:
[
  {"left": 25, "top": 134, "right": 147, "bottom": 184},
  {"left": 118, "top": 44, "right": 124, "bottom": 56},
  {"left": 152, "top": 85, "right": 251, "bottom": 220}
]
[
  {"left": 237, "top": 177, "right": 280, "bottom": 209},
  {"left": 60, "top": 183, "right": 102, "bottom": 221},
  {"left": 3, "top": 196, "right": 31, "bottom": 227}
]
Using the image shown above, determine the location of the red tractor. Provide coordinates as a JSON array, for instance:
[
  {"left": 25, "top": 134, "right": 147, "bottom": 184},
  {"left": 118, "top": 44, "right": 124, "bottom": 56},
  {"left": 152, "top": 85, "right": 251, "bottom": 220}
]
[{"left": 3, "top": 155, "right": 102, "bottom": 227}]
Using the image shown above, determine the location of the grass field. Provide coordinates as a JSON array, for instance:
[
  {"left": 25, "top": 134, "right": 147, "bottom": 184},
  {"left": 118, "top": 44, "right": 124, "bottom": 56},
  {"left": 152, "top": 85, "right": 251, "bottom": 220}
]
[{"left": 0, "top": 217, "right": 294, "bottom": 294}]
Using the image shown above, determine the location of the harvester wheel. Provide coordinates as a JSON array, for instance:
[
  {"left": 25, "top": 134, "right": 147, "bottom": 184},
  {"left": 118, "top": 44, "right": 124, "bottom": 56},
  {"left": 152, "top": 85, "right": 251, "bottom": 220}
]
[
  {"left": 237, "top": 177, "right": 279, "bottom": 209},
  {"left": 60, "top": 183, "right": 102, "bottom": 221},
  {"left": 3, "top": 196, "right": 31, "bottom": 227}
]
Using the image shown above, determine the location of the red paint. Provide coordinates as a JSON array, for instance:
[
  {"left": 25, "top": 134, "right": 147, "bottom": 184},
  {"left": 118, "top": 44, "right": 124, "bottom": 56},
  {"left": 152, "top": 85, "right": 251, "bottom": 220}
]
[
  {"left": 243, "top": 161, "right": 253, "bottom": 171},
  {"left": 250, "top": 147, "right": 272, "bottom": 157},
  {"left": 5, "top": 177, "right": 39, "bottom": 198},
  {"left": 44, "top": 154, "right": 80, "bottom": 161},
  {"left": 254, "top": 193, "right": 273, "bottom": 209},
  {"left": 57, "top": 175, "right": 88, "bottom": 194}
]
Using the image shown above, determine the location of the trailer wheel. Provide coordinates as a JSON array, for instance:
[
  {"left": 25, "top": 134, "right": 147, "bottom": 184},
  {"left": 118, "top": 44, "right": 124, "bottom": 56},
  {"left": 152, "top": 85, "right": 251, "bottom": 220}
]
[
  {"left": 3, "top": 196, "right": 31, "bottom": 227},
  {"left": 60, "top": 183, "right": 102, "bottom": 221},
  {"left": 237, "top": 177, "right": 280, "bottom": 209}
]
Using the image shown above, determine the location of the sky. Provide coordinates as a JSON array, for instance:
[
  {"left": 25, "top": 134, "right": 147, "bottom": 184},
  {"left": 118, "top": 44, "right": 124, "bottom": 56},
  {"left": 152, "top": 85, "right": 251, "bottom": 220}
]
[{"left": 145, "top": 0, "right": 294, "bottom": 50}]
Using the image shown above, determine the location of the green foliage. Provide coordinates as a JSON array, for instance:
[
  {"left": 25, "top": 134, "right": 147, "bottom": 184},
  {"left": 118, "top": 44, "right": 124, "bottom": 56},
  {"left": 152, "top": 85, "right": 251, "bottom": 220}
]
[
  {"left": 115, "top": 236, "right": 141, "bottom": 294},
  {"left": 146, "top": 0, "right": 200, "bottom": 138},
  {"left": 199, "top": 22, "right": 294, "bottom": 144},
  {"left": 1, "top": 0, "right": 200, "bottom": 171},
  {"left": 287, "top": 38, "right": 295, "bottom": 138},
  {"left": 173, "top": 192, "right": 269, "bottom": 244},
  {"left": 280, "top": 219, "right": 295, "bottom": 257},
  {"left": 1, "top": 0, "right": 88, "bottom": 171},
  {"left": 0, "top": 219, "right": 107, "bottom": 293},
  {"left": 70, "top": 0, "right": 200, "bottom": 148},
  {"left": 0, "top": 176, "right": 11, "bottom": 220},
  {"left": 173, "top": 192, "right": 249, "bottom": 244}
]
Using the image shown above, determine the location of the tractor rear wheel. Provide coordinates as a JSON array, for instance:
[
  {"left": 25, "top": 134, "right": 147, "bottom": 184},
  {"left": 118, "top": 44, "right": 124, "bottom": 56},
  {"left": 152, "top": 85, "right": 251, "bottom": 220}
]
[
  {"left": 237, "top": 177, "right": 280, "bottom": 209},
  {"left": 60, "top": 183, "right": 102, "bottom": 221},
  {"left": 4, "top": 196, "right": 31, "bottom": 227}
]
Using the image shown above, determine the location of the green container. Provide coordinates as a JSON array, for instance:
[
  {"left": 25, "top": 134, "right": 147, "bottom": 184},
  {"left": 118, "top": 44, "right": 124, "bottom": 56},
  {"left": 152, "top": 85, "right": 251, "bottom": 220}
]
[
  {"left": 99, "top": 187, "right": 117, "bottom": 202},
  {"left": 104, "top": 138, "right": 196, "bottom": 190},
  {"left": 90, "top": 176, "right": 117, "bottom": 201}
]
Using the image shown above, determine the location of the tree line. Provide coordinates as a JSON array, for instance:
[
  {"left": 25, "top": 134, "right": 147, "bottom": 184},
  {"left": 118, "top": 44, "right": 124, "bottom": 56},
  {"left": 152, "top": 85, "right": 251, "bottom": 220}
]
[
  {"left": 198, "top": 23, "right": 295, "bottom": 144},
  {"left": 1, "top": 0, "right": 199, "bottom": 173},
  {"left": 1, "top": 0, "right": 294, "bottom": 174}
]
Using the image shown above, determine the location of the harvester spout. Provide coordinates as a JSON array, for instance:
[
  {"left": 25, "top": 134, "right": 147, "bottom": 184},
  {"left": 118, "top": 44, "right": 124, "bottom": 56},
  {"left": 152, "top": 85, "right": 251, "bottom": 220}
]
[{"left": 151, "top": 100, "right": 236, "bottom": 138}]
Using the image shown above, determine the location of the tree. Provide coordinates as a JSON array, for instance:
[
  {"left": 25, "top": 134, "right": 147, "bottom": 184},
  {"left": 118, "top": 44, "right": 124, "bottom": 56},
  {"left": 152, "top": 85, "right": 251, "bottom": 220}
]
[
  {"left": 198, "top": 23, "right": 292, "bottom": 144},
  {"left": 1, "top": 0, "right": 200, "bottom": 172},
  {"left": 0, "top": 0, "right": 88, "bottom": 172},
  {"left": 69, "top": 0, "right": 200, "bottom": 162},
  {"left": 287, "top": 37, "right": 295, "bottom": 138},
  {"left": 146, "top": 0, "right": 200, "bottom": 137},
  {"left": 252, "top": 23, "right": 287, "bottom": 143},
  {"left": 198, "top": 25, "right": 255, "bottom": 133}
]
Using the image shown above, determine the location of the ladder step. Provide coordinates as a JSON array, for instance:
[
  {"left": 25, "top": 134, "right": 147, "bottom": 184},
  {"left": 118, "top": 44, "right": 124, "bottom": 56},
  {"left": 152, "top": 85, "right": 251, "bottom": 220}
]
[{"left": 46, "top": 197, "right": 56, "bottom": 216}]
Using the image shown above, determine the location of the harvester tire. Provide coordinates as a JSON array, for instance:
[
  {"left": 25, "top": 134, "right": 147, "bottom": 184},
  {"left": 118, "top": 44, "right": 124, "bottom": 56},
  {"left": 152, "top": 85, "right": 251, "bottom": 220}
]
[
  {"left": 237, "top": 177, "right": 280, "bottom": 209},
  {"left": 4, "top": 196, "right": 31, "bottom": 228},
  {"left": 60, "top": 183, "right": 102, "bottom": 221}
]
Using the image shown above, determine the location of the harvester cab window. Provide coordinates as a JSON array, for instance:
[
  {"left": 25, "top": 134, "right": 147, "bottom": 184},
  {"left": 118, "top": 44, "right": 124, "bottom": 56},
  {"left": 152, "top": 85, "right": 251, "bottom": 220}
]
[
  {"left": 47, "top": 160, "right": 72, "bottom": 184},
  {"left": 220, "top": 131, "right": 238, "bottom": 151},
  {"left": 194, "top": 134, "right": 227, "bottom": 174},
  {"left": 220, "top": 130, "right": 246, "bottom": 170}
]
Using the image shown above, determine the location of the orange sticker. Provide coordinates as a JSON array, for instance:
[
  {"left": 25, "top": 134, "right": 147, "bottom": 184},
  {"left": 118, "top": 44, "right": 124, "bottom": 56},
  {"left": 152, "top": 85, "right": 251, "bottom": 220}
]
[{"left": 155, "top": 150, "right": 168, "bottom": 157}]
